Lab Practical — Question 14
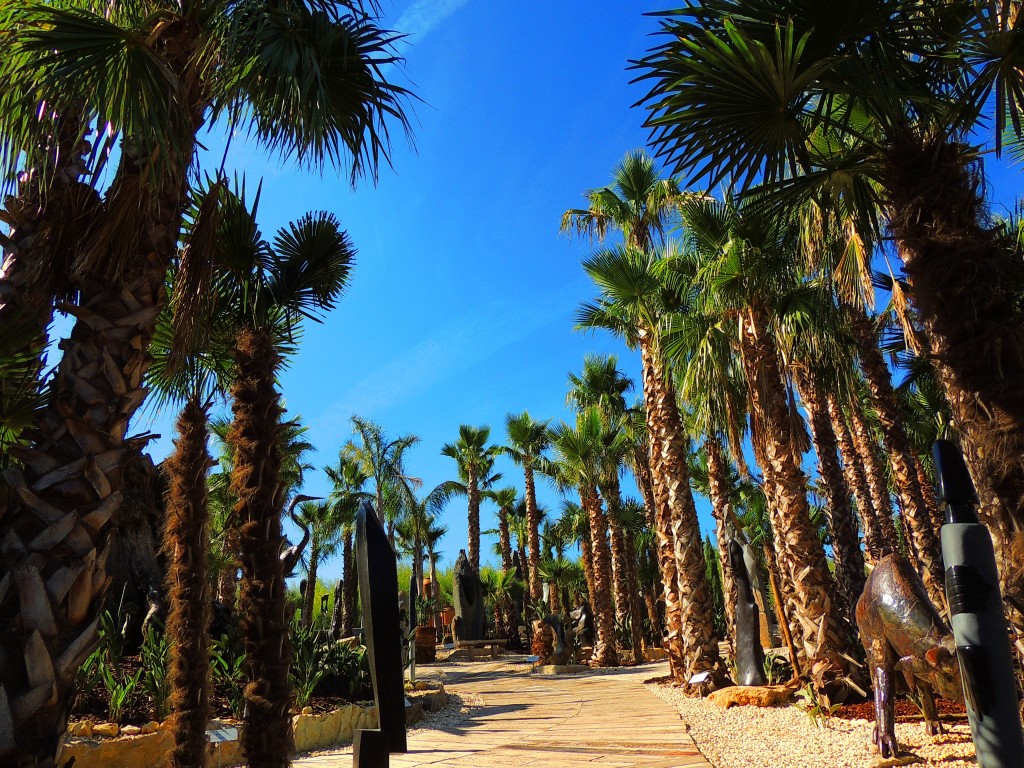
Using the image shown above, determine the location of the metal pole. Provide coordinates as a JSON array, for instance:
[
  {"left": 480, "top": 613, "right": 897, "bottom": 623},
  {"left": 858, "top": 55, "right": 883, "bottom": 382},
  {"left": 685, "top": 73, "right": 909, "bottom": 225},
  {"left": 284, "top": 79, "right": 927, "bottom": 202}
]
[{"left": 933, "top": 440, "right": 1024, "bottom": 767}]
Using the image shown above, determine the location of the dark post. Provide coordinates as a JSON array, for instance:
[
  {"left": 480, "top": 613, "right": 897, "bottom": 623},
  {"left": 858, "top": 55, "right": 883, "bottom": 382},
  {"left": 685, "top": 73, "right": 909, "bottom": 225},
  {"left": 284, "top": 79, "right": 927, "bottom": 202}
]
[
  {"left": 729, "top": 539, "right": 767, "bottom": 686},
  {"left": 354, "top": 501, "right": 407, "bottom": 767},
  {"left": 933, "top": 440, "right": 1024, "bottom": 767}
]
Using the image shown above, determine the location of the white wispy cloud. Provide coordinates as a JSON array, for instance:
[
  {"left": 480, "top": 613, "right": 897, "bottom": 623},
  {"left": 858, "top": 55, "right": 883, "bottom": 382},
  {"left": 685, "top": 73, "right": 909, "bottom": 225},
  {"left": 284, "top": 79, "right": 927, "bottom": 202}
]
[{"left": 395, "top": 0, "right": 471, "bottom": 40}]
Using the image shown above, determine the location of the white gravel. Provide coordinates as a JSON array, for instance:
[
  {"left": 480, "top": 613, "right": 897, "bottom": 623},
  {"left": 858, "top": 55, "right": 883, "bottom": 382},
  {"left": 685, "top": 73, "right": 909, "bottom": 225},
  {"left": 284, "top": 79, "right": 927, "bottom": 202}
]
[{"left": 646, "top": 683, "right": 978, "bottom": 767}]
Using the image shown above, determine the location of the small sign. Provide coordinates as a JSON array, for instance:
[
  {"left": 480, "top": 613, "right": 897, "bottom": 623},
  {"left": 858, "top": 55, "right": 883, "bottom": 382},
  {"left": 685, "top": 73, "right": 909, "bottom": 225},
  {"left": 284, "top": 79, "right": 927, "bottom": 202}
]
[
  {"left": 688, "top": 671, "right": 711, "bottom": 685},
  {"left": 206, "top": 727, "right": 238, "bottom": 743}
]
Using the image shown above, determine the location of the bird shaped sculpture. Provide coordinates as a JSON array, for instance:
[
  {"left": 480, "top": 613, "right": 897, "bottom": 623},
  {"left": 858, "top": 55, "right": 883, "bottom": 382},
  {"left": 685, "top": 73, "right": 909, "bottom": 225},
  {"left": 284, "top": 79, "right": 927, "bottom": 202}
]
[{"left": 280, "top": 494, "right": 322, "bottom": 576}]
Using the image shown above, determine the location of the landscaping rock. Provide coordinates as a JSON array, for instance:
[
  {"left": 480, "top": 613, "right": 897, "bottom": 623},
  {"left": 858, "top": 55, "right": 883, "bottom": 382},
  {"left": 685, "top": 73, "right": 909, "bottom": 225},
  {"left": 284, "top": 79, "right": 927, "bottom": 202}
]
[
  {"left": 120, "top": 725, "right": 140, "bottom": 736},
  {"left": 707, "top": 684, "right": 796, "bottom": 709},
  {"left": 92, "top": 723, "right": 119, "bottom": 738},
  {"left": 68, "top": 721, "right": 93, "bottom": 737},
  {"left": 139, "top": 722, "right": 159, "bottom": 735}
]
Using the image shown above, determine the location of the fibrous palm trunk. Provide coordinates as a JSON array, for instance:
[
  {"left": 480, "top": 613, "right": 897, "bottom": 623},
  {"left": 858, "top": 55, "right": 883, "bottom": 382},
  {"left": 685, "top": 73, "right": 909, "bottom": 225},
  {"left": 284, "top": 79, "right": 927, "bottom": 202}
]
[
  {"left": 639, "top": 335, "right": 722, "bottom": 681},
  {"left": 850, "top": 311, "right": 944, "bottom": 604},
  {"left": 579, "top": 527, "right": 596, "bottom": 609},
  {"left": 466, "top": 464, "right": 480, "bottom": 574},
  {"left": 632, "top": 447, "right": 658, "bottom": 530},
  {"left": 705, "top": 437, "right": 738, "bottom": 661},
  {"left": 601, "top": 477, "right": 644, "bottom": 663},
  {"left": 229, "top": 327, "right": 293, "bottom": 768},
  {"left": 739, "top": 306, "right": 848, "bottom": 664},
  {"left": 582, "top": 488, "right": 618, "bottom": 667},
  {"left": 342, "top": 531, "right": 357, "bottom": 637},
  {"left": 828, "top": 394, "right": 885, "bottom": 563},
  {"left": 0, "top": 119, "right": 200, "bottom": 765},
  {"left": 301, "top": 543, "right": 320, "bottom": 629},
  {"left": 498, "top": 507, "right": 513, "bottom": 572},
  {"left": 623, "top": 527, "right": 647, "bottom": 651},
  {"left": 794, "top": 371, "right": 866, "bottom": 613},
  {"left": 847, "top": 399, "right": 899, "bottom": 556},
  {"left": 524, "top": 463, "right": 542, "bottom": 601},
  {"left": 163, "top": 398, "right": 213, "bottom": 768}
]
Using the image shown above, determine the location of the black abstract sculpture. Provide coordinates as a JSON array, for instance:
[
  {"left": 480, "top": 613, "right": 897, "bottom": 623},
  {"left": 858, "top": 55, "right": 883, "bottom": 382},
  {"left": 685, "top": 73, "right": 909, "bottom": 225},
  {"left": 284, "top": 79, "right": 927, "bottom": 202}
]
[
  {"left": 453, "top": 550, "right": 484, "bottom": 641},
  {"left": 729, "top": 539, "right": 766, "bottom": 686},
  {"left": 353, "top": 501, "right": 406, "bottom": 767},
  {"left": 569, "top": 600, "right": 595, "bottom": 649}
]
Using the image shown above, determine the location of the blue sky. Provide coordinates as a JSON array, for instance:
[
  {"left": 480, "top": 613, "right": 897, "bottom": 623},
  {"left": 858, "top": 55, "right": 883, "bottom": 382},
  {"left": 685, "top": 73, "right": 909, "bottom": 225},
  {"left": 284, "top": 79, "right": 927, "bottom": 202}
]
[
  {"left": 127, "top": 1, "right": 1024, "bottom": 586},
  {"left": 132, "top": 1, "right": 666, "bottom": 582}
]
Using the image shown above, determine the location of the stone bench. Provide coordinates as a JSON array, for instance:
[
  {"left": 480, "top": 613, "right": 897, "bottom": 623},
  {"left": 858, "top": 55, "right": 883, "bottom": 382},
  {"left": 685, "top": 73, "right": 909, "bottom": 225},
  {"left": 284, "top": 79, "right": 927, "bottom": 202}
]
[{"left": 455, "top": 639, "right": 507, "bottom": 660}]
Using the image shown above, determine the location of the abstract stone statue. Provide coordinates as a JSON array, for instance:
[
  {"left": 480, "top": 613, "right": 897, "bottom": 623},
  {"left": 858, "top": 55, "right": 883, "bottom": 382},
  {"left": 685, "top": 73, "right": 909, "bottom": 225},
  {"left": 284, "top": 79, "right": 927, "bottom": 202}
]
[
  {"left": 453, "top": 550, "right": 484, "bottom": 641},
  {"left": 729, "top": 539, "right": 766, "bottom": 686},
  {"left": 354, "top": 501, "right": 407, "bottom": 766},
  {"left": 569, "top": 600, "right": 595, "bottom": 649},
  {"left": 856, "top": 554, "right": 963, "bottom": 759},
  {"left": 533, "top": 614, "right": 571, "bottom": 665}
]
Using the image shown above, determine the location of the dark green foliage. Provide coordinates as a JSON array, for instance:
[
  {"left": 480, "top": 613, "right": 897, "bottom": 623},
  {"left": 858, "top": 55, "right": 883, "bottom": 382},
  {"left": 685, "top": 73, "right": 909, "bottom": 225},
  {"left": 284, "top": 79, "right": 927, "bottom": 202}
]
[
  {"left": 210, "top": 632, "right": 247, "bottom": 720},
  {"left": 140, "top": 626, "right": 172, "bottom": 721}
]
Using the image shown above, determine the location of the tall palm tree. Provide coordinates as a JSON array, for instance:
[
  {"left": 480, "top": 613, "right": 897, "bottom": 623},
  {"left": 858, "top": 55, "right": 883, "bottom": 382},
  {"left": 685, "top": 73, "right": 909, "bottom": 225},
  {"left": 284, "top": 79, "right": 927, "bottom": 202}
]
[
  {"left": 440, "top": 425, "right": 501, "bottom": 574},
  {"left": 637, "top": 1, "right": 1024, "bottom": 603},
  {"left": 485, "top": 486, "right": 519, "bottom": 573},
  {"left": 197, "top": 186, "right": 355, "bottom": 768},
  {"left": 324, "top": 453, "right": 370, "bottom": 638},
  {"left": 576, "top": 243, "right": 722, "bottom": 681},
  {"left": 566, "top": 355, "right": 645, "bottom": 660},
  {"left": 0, "top": 3, "right": 409, "bottom": 761},
  {"left": 547, "top": 410, "right": 619, "bottom": 667},
  {"left": 679, "top": 193, "right": 850, "bottom": 664},
  {"left": 503, "top": 411, "right": 551, "bottom": 601},
  {"left": 344, "top": 416, "right": 420, "bottom": 544}
]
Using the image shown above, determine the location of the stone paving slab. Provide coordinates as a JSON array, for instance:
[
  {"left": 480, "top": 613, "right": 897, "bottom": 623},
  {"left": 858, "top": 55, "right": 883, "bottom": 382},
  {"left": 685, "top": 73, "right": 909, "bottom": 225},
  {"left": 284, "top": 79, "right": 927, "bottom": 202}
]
[{"left": 294, "top": 660, "right": 711, "bottom": 768}]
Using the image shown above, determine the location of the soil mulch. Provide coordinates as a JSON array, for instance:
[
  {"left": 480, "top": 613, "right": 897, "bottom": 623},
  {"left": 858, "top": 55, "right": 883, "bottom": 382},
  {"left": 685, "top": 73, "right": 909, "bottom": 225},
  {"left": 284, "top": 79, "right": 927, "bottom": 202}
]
[{"left": 833, "top": 696, "right": 966, "bottom": 721}]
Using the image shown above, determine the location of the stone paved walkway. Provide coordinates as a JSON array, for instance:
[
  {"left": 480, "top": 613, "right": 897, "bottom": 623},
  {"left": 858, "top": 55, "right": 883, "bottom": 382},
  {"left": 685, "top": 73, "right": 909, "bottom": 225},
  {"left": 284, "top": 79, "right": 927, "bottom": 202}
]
[{"left": 294, "top": 660, "right": 711, "bottom": 768}]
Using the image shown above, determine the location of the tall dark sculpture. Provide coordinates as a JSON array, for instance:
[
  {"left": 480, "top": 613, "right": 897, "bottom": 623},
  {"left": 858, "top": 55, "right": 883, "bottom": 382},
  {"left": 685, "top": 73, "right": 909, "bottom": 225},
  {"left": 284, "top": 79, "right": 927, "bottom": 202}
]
[
  {"left": 569, "top": 599, "right": 594, "bottom": 648},
  {"left": 453, "top": 550, "right": 484, "bottom": 641},
  {"left": 729, "top": 539, "right": 766, "bottom": 686},
  {"left": 354, "top": 501, "right": 406, "bottom": 767}
]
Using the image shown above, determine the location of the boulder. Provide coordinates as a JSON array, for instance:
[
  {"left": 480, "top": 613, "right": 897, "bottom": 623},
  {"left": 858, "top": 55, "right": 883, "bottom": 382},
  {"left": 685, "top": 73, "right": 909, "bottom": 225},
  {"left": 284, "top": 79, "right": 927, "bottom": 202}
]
[
  {"left": 92, "top": 722, "right": 120, "bottom": 738},
  {"left": 707, "top": 684, "right": 796, "bottom": 709}
]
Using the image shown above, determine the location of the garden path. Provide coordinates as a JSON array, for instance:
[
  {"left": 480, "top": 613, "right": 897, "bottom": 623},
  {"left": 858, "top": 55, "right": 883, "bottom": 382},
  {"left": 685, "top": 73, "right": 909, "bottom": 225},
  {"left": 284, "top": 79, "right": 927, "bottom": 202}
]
[{"left": 294, "top": 659, "right": 711, "bottom": 768}]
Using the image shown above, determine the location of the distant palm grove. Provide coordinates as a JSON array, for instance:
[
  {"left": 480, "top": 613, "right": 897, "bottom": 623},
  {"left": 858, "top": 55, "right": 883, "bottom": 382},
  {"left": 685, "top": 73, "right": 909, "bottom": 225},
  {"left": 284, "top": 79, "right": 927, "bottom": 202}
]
[{"left": 2, "top": 2, "right": 1024, "bottom": 767}]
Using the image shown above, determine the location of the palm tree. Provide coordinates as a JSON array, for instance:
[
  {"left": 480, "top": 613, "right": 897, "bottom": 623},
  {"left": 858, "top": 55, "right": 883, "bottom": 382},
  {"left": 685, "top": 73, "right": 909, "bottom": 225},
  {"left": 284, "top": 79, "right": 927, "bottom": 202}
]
[
  {"left": 195, "top": 186, "right": 355, "bottom": 768},
  {"left": 0, "top": 3, "right": 410, "bottom": 760},
  {"left": 679, "top": 193, "right": 850, "bottom": 664},
  {"left": 556, "top": 500, "right": 595, "bottom": 608},
  {"left": 547, "top": 410, "right": 619, "bottom": 667},
  {"left": 293, "top": 501, "right": 346, "bottom": 629},
  {"left": 324, "top": 453, "right": 370, "bottom": 638},
  {"left": 576, "top": 243, "right": 722, "bottom": 681},
  {"left": 566, "top": 355, "right": 645, "bottom": 661},
  {"left": 441, "top": 425, "right": 501, "bottom": 574},
  {"left": 142, "top": 212, "right": 240, "bottom": 767},
  {"left": 485, "top": 486, "right": 519, "bottom": 573},
  {"left": 503, "top": 411, "right": 551, "bottom": 601},
  {"left": 344, "top": 416, "right": 421, "bottom": 545},
  {"left": 637, "top": 2, "right": 1024, "bottom": 593}
]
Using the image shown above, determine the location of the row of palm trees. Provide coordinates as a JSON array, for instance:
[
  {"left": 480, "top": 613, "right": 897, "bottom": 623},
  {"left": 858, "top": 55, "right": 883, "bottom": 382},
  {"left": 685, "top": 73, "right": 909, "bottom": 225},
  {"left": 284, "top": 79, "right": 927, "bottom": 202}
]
[{"left": 0, "top": 0, "right": 412, "bottom": 765}]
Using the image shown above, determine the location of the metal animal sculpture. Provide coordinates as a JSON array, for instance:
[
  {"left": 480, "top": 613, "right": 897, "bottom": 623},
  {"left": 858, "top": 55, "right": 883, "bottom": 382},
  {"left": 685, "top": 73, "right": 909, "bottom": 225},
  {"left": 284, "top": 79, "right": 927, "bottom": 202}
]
[
  {"left": 856, "top": 555, "right": 963, "bottom": 758},
  {"left": 280, "top": 494, "right": 322, "bottom": 576}
]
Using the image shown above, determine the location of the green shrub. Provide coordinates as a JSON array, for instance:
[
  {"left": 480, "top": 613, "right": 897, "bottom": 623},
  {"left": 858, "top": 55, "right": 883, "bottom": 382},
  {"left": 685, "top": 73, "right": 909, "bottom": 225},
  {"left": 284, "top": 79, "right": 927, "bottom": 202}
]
[
  {"left": 100, "top": 665, "right": 141, "bottom": 725},
  {"left": 140, "top": 626, "right": 171, "bottom": 721},
  {"left": 211, "top": 632, "right": 246, "bottom": 719}
]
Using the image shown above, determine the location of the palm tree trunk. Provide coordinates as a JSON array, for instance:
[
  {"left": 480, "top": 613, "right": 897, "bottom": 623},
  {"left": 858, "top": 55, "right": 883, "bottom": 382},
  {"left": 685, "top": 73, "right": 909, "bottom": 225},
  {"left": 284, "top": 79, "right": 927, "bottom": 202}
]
[
  {"left": 847, "top": 398, "right": 900, "bottom": 555},
  {"left": 219, "top": 558, "right": 238, "bottom": 613},
  {"left": 639, "top": 334, "right": 722, "bottom": 682},
  {"left": 524, "top": 464, "right": 543, "bottom": 601},
  {"left": 739, "top": 306, "right": 848, "bottom": 664},
  {"left": 342, "top": 532, "right": 357, "bottom": 637},
  {"left": 579, "top": 528, "right": 596, "bottom": 609},
  {"left": 632, "top": 447, "right": 658, "bottom": 530},
  {"left": 623, "top": 527, "right": 647, "bottom": 651},
  {"left": 763, "top": 543, "right": 801, "bottom": 677},
  {"left": 850, "top": 311, "right": 944, "bottom": 604},
  {"left": 601, "top": 478, "right": 643, "bottom": 663},
  {"left": 914, "top": 456, "right": 944, "bottom": 533},
  {"left": 0, "top": 121, "right": 200, "bottom": 764},
  {"left": 229, "top": 327, "right": 293, "bottom": 768},
  {"left": 793, "top": 371, "right": 866, "bottom": 613},
  {"left": 886, "top": 134, "right": 1024, "bottom": 538},
  {"left": 163, "top": 398, "right": 213, "bottom": 768},
  {"left": 467, "top": 466, "right": 480, "bottom": 573},
  {"left": 498, "top": 507, "right": 513, "bottom": 572},
  {"left": 301, "top": 544, "right": 320, "bottom": 629},
  {"left": 705, "top": 437, "right": 738, "bottom": 661},
  {"left": 828, "top": 394, "right": 885, "bottom": 563},
  {"left": 582, "top": 488, "right": 618, "bottom": 666}
]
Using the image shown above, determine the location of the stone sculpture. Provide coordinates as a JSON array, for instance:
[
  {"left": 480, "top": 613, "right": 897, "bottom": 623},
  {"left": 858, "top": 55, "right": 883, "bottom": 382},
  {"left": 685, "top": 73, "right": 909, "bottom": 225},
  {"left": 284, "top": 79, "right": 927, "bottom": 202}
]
[
  {"left": 354, "top": 501, "right": 407, "bottom": 766},
  {"left": 533, "top": 614, "right": 571, "bottom": 665},
  {"left": 855, "top": 554, "right": 963, "bottom": 758},
  {"left": 453, "top": 550, "right": 484, "bottom": 642},
  {"left": 729, "top": 539, "right": 766, "bottom": 686},
  {"left": 569, "top": 600, "right": 595, "bottom": 649}
]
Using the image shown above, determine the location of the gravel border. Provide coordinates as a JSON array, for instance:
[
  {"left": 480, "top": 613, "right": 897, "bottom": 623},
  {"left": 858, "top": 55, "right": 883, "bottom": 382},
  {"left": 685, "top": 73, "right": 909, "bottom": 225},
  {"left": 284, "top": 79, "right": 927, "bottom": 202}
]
[{"left": 646, "top": 683, "right": 978, "bottom": 767}]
